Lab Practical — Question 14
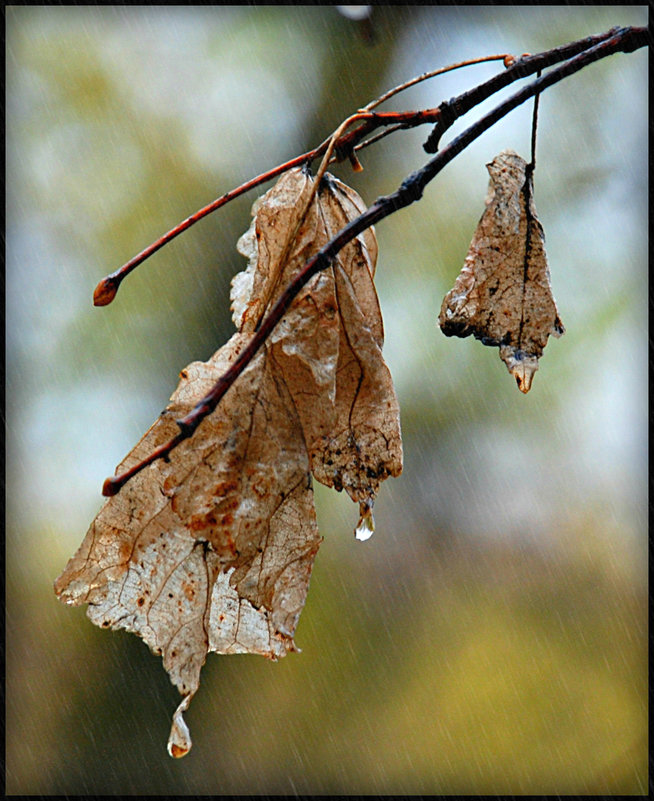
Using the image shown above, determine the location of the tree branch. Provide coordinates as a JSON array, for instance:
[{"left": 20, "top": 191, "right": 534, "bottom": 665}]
[
  {"left": 102, "top": 24, "right": 647, "bottom": 496},
  {"left": 423, "top": 25, "right": 643, "bottom": 152},
  {"left": 94, "top": 28, "right": 639, "bottom": 307},
  {"left": 93, "top": 56, "right": 512, "bottom": 306}
]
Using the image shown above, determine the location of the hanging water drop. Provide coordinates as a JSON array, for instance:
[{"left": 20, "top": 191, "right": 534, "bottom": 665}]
[{"left": 355, "top": 500, "right": 375, "bottom": 541}]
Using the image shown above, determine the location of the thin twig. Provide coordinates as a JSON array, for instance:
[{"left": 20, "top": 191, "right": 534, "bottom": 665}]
[
  {"left": 365, "top": 54, "right": 511, "bottom": 110},
  {"left": 91, "top": 56, "right": 550, "bottom": 306},
  {"left": 422, "top": 25, "right": 628, "bottom": 153},
  {"left": 529, "top": 70, "right": 542, "bottom": 170},
  {"left": 102, "top": 24, "right": 647, "bottom": 496},
  {"left": 92, "top": 154, "right": 314, "bottom": 306}
]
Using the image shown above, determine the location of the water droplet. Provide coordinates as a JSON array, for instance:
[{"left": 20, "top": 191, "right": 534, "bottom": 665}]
[
  {"left": 355, "top": 500, "right": 375, "bottom": 541},
  {"left": 501, "top": 347, "right": 539, "bottom": 393}
]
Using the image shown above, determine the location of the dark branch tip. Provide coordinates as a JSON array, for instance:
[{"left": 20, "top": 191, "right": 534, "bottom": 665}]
[
  {"left": 102, "top": 476, "right": 121, "bottom": 497},
  {"left": 423, "top": 126, "right": 441, "bottom": 154},
  {"left": 423, "top": 99, "right": 456, "bottom": 154}
]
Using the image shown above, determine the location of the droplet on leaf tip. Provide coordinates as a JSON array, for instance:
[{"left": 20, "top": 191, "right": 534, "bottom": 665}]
[
  {"left": 169, "top": 741, "right": 190, "bottom": 759},
  {"left": 355, "top": 501, "right": 375, "bottom": 541},
  {"left": 501, "top": 347, "right": 538, "bottom": 394},
  {"left": 167, "top": 695, "right": 192, "bottom": 759}
]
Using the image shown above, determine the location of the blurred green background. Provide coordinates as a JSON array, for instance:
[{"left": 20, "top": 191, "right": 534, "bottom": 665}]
[{"left": 6, "top": 5, "right": 647, "bottom": 795}]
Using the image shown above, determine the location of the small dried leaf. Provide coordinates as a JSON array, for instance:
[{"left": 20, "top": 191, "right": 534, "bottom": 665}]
[
  {"left": 313, "top": 175, "right": 401, "bottom": 505},
  {"left": 439, "top": 150, "right": 564, "bottom": 392},
  {"left": 56, "top": 165, "right": 402, "bottom": 756}
]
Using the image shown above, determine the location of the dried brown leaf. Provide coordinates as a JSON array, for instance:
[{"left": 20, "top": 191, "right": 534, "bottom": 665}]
[
  {"left": 56, "top": 332, "right": 321, "bottom": 755},
  {"left": 439, "top": 150, "right": 564, "bottom": 392},
  {"left": 56, "top": 166, "right": 402, "bottom": 757},
  {"left": 234, "top": 168, "right": 402, "bottom": 532}
]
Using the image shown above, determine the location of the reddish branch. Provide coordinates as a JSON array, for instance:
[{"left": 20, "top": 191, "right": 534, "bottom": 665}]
[
  {"left": 94, "top": 54, "right": 522, "bottom": 306},
  {"left": 102, "top": 25, "right": 647, "bottom": 496},
  {"left": 92, "top": 113, "right": 438, "bottom": 306},
  {"left": 94, "top": 29, "right": 638, "bottom": 307}
]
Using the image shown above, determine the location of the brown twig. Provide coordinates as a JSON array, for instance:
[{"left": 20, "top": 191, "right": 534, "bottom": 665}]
[
  {"left": 102, "top": 24, "right": 647, "bottom": 496},
  {"left": 94, "top": 29, "right": 635, "bottom": 307},
  {"left": 93, "top": 55, "right": 513, "bottom": 306},
  {"left": 364, "top": 54, "right": 513, "bottom": 110},
  {"left": 92, "top": 154, "right": 314, "bottom": 306}
]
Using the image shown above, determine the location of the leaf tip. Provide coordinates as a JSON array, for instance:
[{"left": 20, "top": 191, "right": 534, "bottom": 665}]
[
  {"left": 168, "top": 742, "right": 190, "bottom": 759},
  {"left": 167, "top": 695, "right": 193, "bottom": 758},
  {"left": 515, "top": 375, "right": 533, "bottom": 394},
  {"left": 501, "top": 348, "right": 538, "bottom": 393}
]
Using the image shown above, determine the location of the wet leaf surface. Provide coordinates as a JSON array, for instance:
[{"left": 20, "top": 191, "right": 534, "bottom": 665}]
[
  {"left": 55, "top": 167, "right": 402, "bottom": 756},
  {"left": 439, "top": 150, "right": 564, "bottom": 392}
]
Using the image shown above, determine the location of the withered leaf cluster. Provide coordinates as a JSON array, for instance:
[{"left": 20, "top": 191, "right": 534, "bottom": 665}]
[
  {"left": 439, "top": 150, "right": 564, "bottom": 392},
  {"left": 55, "top": 167, "right": 402, "bottom": 757}
]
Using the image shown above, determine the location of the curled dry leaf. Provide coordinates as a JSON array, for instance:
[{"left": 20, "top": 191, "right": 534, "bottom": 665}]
[
  {"left": 439, "top": 150, "right": 564, "bottom": 392},
  {"left": 233, "top": 168, "right": 402, "bottom": 528},
  {"left": 55, "top": 166, "right": 402, "bottom": 757}
]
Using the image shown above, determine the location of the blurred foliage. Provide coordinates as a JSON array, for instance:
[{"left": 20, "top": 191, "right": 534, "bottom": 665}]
[{"left": 6, "top": 5, "right": 647, "bottom": 795}]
